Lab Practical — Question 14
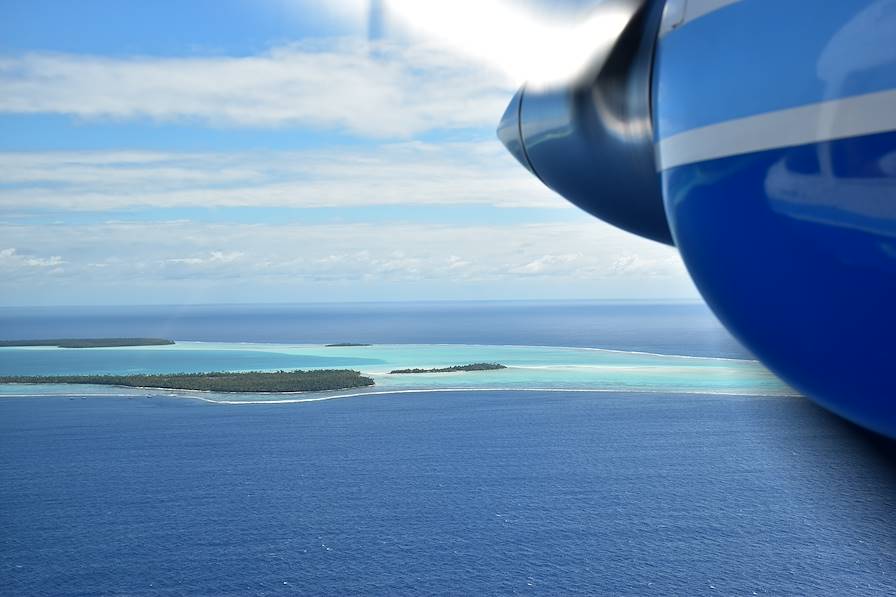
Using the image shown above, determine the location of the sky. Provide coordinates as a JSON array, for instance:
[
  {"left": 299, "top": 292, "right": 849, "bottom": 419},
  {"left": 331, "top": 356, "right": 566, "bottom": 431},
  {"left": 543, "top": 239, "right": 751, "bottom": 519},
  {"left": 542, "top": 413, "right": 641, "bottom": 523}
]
[{"left": 0, "top": 0, "right": 698, "bottom": 306}]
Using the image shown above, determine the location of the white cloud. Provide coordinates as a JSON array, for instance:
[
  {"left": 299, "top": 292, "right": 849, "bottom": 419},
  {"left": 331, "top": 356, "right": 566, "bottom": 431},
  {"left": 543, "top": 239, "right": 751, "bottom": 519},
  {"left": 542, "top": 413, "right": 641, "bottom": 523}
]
[
  {"left": 166, "top": 251, "right": 245, "bottom": 266},
  {"left": 0, "top": 219, "right": 696, "bottom": 304},
  {"left": 609, "top": 253, "right": 685, "bottom": 277},
  {"left": 0, "top": 17, "right": 697, "bottom": 305},
  {"left": 0, "top": 40, "right": 511, "bottom": 137},
  {"left": 0, "top": 142, "right": 560, "bottom": 210},
  {"left": 510, "top": 253, "right": 581, "bottom": 275},
  {"left": 0, "top": 248, "right": 65, "bottom": 271}
]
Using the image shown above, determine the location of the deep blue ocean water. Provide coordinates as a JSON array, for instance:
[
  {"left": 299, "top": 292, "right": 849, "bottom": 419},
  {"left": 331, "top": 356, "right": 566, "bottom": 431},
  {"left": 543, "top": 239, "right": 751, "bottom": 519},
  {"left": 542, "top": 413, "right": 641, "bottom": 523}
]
[
  {"left": 1, "top": 302, "right": 894, "bottom": 595},
  {"left": 0, "top": 348, "right": 385, "bottom": 377},
  {"left": 0, "top": 301, "right": 752, "bottom": 358}
]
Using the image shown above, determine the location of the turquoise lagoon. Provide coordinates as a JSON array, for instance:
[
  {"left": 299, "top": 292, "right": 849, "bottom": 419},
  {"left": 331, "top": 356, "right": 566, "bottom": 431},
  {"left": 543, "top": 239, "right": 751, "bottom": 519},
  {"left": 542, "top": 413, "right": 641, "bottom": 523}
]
[{"left": 0, "top": 342, "right": 795, "bottom": 402}]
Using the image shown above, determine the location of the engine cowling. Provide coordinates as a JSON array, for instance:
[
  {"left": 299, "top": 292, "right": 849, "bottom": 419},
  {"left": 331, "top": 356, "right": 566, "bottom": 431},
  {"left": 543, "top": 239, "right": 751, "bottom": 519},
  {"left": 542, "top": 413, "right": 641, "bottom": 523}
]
[
  {"left": 498, "top": 0, "right": 896, "bottom": 438},
  {"left": 497, "top": 0, "right": 671, "bottom": 245}
]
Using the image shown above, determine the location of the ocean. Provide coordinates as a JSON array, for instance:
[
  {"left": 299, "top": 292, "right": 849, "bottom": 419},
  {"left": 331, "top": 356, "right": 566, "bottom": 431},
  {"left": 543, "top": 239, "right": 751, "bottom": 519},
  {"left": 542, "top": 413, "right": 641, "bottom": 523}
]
[
  {"left": 0, "top": 301, "right": 751, "bottom": 358},
  {"left": 1, "top": 301, "right": 894, "bottom": 595}
]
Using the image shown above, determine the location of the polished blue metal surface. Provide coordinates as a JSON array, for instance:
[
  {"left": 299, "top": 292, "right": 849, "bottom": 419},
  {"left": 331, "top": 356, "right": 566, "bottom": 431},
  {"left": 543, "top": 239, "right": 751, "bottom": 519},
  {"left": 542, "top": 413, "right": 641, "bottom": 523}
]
[
  {"left": 496, "top": 88, "right": 536, "bottom": 178},
  {"left": 498, "top": 0, "right": 896, "bottom": 437},
  {"left": 661, "top": 131, "right": 896, "bottom": 437},
  {"left": 498, "top": 0, "right": 673, "bottom": 245},
  {"left": 654, "top": 0, "right": 896, "bottom": 437},
  {"left": 654, "top": 0, "right": 896, "bottom": 138}
]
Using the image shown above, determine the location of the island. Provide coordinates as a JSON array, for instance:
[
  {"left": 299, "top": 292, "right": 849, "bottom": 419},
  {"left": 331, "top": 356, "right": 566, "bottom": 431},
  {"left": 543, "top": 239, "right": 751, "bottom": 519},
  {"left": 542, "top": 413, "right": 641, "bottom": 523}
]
[
  {"left": 324, "top": 343, "right": 372, "bottom": 347},
  {"left": 0, "top": 338, "right": 175, "bottom": 348},
  {"left": 0, "top": 369, "right": 374, "bottom": 393},
  {"left": 389, "top": 363, "right": 507, "bottom": 374}
]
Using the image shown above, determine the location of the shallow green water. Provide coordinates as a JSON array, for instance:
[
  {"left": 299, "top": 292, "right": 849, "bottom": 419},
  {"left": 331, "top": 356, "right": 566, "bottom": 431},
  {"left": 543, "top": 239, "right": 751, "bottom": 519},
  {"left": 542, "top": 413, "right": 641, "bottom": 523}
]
[{"left": 0, "top": 342, "right": 795, "bottom": 401}]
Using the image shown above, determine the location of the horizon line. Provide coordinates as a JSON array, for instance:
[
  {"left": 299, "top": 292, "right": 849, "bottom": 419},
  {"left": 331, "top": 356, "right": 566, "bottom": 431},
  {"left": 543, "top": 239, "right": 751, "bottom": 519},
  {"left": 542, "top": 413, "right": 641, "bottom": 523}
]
[{"left": 0, "top": 297, "right": 706, "bottom": 309}]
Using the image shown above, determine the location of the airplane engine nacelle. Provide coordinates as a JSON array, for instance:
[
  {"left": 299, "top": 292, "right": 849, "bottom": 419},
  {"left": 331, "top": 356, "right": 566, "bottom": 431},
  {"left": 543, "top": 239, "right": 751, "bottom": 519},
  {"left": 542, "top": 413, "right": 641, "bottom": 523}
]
[
  {"left": 499, "top": 0, "right": 896, "bottom": 438},
  {"left": 497, "top": 0, "right": 672, "bottom": 245}
]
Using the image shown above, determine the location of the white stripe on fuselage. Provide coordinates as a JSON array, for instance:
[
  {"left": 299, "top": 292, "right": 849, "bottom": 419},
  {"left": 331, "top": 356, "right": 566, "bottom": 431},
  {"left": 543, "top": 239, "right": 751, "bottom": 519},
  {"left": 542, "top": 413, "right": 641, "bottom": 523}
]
[
  {"left": 656, "top": 88, "right": 896, "bottom": 170},
  {"left": 659, "top": 0, "right": 742, "bottom": 37}
]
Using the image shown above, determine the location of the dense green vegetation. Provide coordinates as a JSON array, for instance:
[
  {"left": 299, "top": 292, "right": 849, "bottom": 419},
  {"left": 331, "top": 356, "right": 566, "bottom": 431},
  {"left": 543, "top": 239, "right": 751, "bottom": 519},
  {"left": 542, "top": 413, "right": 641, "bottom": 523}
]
[
  {"left": 0, "top": 338, "right": 174, "bottom": 348},
  {"left": 324, "top": 343, "right": 372, "bottom": 347},
  {"left": 0, "top": 369, "right": 374, "bottom": 392},
  {"left": 389, "top": 363, "right": 507, "bottom": 374}
]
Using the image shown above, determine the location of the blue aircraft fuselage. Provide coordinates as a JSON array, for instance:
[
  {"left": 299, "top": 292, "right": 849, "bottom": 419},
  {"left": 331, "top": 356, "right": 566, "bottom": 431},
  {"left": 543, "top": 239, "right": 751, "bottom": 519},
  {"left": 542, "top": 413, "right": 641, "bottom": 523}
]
[{"left": 500, "top": 0, "right": 896, "bottom": 437}]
